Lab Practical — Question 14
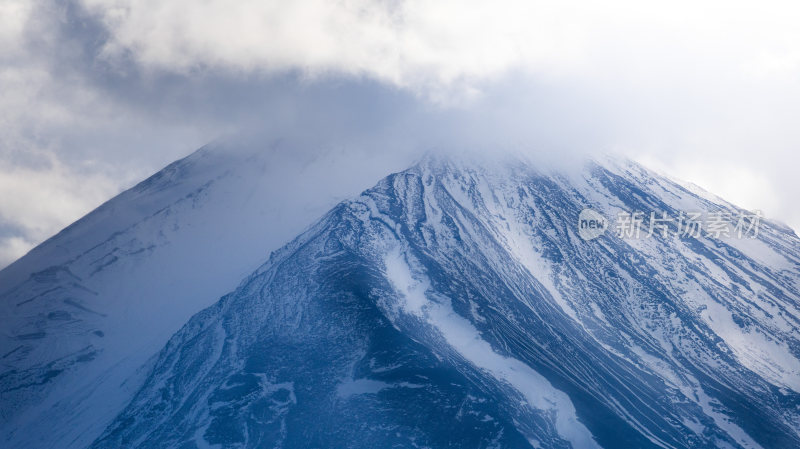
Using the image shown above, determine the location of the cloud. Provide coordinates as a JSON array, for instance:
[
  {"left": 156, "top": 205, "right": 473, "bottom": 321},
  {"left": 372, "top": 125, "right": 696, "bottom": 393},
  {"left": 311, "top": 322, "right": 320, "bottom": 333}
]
[
  {"left": 2, "top": 0, "right": 800, "bottom": 267},
  {"left": 0, "top": 0, "right": 32, "bottom": 54},
  {"left": 80, "top": 0, "right": 582, "bottom": 96},
  {"left": 78, "top": 1, "right": 800, "bottom": 94}
]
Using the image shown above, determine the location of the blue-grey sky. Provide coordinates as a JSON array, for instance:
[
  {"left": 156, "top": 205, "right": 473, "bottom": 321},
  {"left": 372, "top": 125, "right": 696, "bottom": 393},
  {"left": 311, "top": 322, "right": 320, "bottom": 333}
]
[{"left": 2, "top": 0, "right": 800, "bottom": 267}]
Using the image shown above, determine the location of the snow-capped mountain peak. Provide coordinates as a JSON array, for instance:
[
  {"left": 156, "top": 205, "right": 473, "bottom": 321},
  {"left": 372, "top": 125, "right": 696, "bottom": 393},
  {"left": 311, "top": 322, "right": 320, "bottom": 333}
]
[{"left": 3, "top": 151, "right": 800, "bottom": 448}]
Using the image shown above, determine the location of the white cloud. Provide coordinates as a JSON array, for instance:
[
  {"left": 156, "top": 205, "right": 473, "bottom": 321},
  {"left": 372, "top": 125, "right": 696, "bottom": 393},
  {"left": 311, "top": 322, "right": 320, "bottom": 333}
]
[
  {"left": 79, "top": 0, "right": 800, "bottom": 92},
  {"left": 0, "top": 0, "right": 32, "bottom": 55},
  {"left": 2, "top": 0, "right": 800, "bottom": 267},
  {"left": 0, "top": 55, "right": 128, "bottom": 265},
  {"left": 80, "top": 0, "right": 590, "bottom": 94}
]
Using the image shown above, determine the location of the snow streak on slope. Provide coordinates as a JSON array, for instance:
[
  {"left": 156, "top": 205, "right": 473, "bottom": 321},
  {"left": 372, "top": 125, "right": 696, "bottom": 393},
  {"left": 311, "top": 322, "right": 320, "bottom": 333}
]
[
  {"left": 89, "top": 154, "right": 800, "bottom": 448},
  {"left": 384, "top": 248, "right": 599, "bottom": 448}
]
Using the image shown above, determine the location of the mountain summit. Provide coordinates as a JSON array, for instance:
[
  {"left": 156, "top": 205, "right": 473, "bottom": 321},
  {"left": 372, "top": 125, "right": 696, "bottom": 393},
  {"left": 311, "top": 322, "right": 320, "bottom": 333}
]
[{"left": 3, "top": 151, "right": 800, "bottom": 448}]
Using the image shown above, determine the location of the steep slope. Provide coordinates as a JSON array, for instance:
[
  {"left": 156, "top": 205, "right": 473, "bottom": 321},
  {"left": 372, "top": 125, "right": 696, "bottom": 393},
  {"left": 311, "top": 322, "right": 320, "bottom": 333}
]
[
  {"left": 93, "top": 155, "right": 800, "bottom": 448},
  {"left": 0, "top": 142, "right": 409, "bottom": 449}
]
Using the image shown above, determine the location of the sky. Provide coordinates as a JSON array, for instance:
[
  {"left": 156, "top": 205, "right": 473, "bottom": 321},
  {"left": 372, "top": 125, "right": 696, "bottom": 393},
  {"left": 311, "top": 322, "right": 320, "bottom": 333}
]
[{"left": 1, "top": 0, "right": 800, "bottom": 267}]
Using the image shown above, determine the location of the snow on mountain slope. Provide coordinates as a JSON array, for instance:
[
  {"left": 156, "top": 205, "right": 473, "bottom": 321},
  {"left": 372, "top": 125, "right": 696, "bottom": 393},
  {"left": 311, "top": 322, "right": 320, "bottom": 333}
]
[
  {"left": 0, "top": 141, "right": 411, "bottom": 449},
  {"left": 90, "top": 154, "right": 800, "bottom": 448}
]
